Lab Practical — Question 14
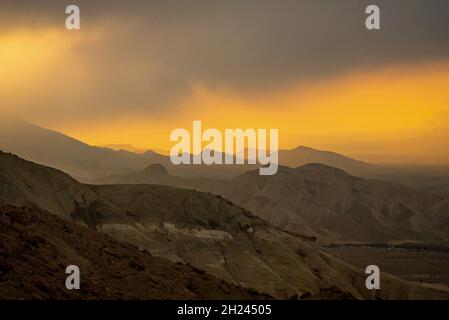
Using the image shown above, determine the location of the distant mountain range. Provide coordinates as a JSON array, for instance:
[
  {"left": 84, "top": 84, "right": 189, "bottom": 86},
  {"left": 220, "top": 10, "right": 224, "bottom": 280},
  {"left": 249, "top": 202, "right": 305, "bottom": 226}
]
[
  {"left": 0, "top": 119, "right": 255, "bottom": 181},
  {"left": 2, "top": 119, "right": 449, "bottom": 189},
  {"left": 0, "top": 118, "right": 159, "bottom": 180},
  {"left": 1, "top": 151, "right": 446, "bottom": 299}
]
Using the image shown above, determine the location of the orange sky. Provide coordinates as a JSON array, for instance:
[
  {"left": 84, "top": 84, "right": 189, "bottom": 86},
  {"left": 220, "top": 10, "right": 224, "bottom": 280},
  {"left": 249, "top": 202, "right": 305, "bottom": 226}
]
[
  {"left": 1, "top": 27, "right": 449, "bottom": 165},
  {"left": 59, "top": 61, "right": 449, "bottom": 164}
]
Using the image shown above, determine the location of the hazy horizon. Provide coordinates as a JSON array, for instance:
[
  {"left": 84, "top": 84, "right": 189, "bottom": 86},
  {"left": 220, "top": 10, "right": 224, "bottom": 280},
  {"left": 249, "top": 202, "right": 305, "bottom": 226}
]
[{"left": 2, "top": 117, "right": 449, "bottom": 167}]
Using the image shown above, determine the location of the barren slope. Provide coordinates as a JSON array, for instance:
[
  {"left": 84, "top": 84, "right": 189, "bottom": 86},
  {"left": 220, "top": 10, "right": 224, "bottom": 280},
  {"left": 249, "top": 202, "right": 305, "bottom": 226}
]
[
  {"left": 1, "top": 152, "right": 448, "bottom": 299},
  {"left": 0, "top": 205, "right": 264, "bottom": 299},
  {"left": 226, "top": 164, "right": 449, "bottom": 244}
]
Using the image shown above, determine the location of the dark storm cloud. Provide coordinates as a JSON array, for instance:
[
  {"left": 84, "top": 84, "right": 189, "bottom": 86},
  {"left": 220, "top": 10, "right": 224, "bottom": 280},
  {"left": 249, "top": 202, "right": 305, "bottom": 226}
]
[{"left": 1, "top": 0, "right": 448, "bottom": 121}]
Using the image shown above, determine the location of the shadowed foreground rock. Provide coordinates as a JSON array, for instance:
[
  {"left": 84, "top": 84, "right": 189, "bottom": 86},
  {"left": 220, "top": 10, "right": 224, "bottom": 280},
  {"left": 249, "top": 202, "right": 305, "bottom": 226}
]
[{"left": 0, "top": 205, "right": 268, "bottom": 300}]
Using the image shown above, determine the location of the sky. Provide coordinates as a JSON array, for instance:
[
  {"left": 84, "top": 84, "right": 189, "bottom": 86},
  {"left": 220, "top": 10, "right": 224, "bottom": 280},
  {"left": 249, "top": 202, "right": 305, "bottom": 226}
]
[{"left": 0, "top": 0, "right": 448, "bottom": 164}]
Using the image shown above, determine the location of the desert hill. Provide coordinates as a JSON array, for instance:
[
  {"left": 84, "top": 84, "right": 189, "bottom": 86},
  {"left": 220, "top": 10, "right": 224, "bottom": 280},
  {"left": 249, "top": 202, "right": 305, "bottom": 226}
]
[
  {"left": 227, "top": 164, "right": 449, "bottom": 244},
  {"left": 93, "top": 162, "right": 449, "bottom": 244},
  {"left": 279, "top": 146, "right": 375, "bottom": 176},
  {"left": 280, "top": 146, "right": 449, "bottom": 190}
]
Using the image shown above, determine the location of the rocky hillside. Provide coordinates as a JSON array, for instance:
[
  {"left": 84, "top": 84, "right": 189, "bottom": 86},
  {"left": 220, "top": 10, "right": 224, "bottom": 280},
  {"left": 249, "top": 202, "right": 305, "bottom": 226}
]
[
  {"left": 226, "top": 164, "right": 449, "bottom": 244},
  {"left": 0, "top": 205, "right": 263, "bottom": 299},
  {"left": 1, "top": 152, "right": 448, "bottom": 299},
  {"left": 91, "top": 161, "right": 449, "bottom": 244}
]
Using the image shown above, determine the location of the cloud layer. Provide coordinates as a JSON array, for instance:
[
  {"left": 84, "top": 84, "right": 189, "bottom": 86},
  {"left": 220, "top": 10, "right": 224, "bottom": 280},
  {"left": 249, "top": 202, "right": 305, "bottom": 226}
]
[{"left": 0, "top": 0, "right": 448, "bottom": 123}]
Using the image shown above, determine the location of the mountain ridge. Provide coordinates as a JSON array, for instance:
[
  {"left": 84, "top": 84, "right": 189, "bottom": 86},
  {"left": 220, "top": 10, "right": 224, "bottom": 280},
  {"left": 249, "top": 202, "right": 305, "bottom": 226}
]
[
  {"left": 92, "top": 161, "right": 449, "bottom": 244},
  {"left": 226, "top": 164, "right": 449, "bottom": 244}
]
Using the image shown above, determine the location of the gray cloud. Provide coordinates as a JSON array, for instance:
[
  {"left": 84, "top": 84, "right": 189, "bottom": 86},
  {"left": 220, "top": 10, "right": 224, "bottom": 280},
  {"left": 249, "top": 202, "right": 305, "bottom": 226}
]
[{"left": 1, "top": 0, "right": 448, "bottom": 122}]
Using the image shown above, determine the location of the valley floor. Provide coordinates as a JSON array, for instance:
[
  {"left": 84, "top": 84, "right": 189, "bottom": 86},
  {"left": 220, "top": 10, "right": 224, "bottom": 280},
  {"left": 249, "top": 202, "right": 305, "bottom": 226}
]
[{"left": 325, "top": 245, "right": 449, "bottom": 288}]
